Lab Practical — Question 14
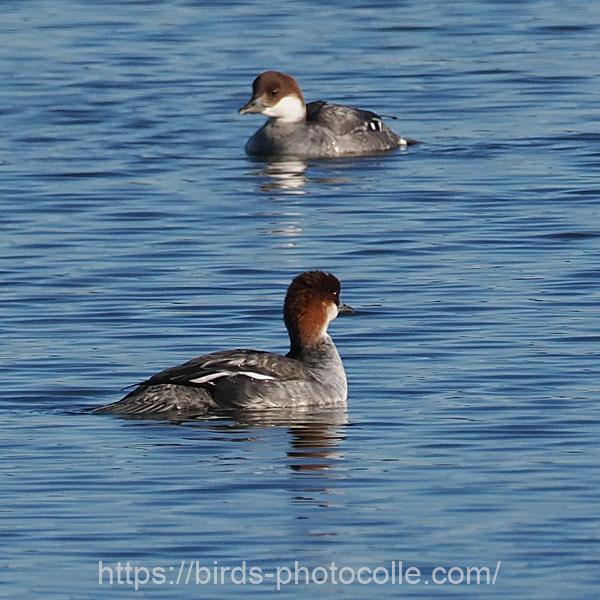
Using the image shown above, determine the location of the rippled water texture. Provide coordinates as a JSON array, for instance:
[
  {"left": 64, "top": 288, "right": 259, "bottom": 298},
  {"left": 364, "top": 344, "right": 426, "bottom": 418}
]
[{"left": 2, "top": 1, "right": 600, "bottom": 598}]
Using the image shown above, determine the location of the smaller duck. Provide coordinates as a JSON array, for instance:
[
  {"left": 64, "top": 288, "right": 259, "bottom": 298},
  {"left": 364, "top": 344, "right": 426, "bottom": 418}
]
[
  {"left": 92, "top": 271, "right": 350, "bottom": 418},
  {"left": 239, "top": 70, "right": 417, "bottom": 158}
]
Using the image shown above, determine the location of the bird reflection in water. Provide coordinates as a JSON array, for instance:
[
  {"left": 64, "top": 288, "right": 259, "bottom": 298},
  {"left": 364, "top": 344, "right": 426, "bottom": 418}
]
[
  {"left": 234, "top": 407, "right": 348, "bottom": 473},
  {"left": 257, "top": 158, "right": 360, "bottom": 194},
  {"left": 260, "top": 159, "right": 308, "bottom": 193},
  {"left": 195, "top": 407, "right": 348, "bottom": 473},
  {"left": 111, "top": 406, "right": 348, "bottom": 473}
]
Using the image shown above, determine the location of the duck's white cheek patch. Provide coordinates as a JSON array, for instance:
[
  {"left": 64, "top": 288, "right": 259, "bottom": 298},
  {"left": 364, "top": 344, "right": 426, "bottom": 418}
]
[
  {"left": 264, "top": 95, "right": 305, "bottom": 122},
  {"left": 327, "top": 303, "right": 339, "bottom": 322}
]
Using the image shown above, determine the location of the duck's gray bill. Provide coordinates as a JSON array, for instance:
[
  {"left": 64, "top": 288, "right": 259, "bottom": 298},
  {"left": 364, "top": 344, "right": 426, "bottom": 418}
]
[{"left": 338, "top": 303, "right": 354, "bottom": 315}]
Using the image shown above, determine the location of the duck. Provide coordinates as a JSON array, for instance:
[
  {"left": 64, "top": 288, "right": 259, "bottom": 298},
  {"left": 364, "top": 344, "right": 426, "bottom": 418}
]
[
  {"left": 239, "top": 70, "right": 417, "bottom": 158},
  {"left": 93, "top": 271, "right": 349, "bottom": 417}
]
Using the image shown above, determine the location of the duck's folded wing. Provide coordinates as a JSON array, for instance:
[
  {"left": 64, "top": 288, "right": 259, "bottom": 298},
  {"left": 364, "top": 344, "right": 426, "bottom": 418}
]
[
  {"left": 93, "top": 383, "right": 217, "bottom": 416},
  {"left": 139, "top": 349, "right": 308, "bottom": 388},
  {"left": 93, "top": 350, "right": 309, "bottom": 416},
  {"left": 306, "top": 101, "right": 385, "bottom": 136}
]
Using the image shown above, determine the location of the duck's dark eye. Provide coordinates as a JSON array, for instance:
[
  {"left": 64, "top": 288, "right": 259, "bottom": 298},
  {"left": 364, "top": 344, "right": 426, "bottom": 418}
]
[{"left": 270, "top": 88, "right": 278, "bottom": 96}]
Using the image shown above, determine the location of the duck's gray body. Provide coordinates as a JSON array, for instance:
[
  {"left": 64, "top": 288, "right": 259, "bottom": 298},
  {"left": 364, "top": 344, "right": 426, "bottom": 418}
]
[
  {"left": 246, "top": 101, "right": 413, "bottom": 158},
  {"left": 93, "top": 338, "right": 347, "bottom": 418}
]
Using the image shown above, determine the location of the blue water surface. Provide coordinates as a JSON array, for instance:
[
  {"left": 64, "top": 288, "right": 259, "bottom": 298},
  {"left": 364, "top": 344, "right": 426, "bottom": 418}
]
[{"left": 2, "top": 1, "right": 600, "bottom": 598}]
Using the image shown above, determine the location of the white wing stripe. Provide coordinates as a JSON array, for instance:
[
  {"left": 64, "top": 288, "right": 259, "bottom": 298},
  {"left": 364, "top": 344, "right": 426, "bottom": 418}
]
[
  {"left": 189, "top": 371, "right": 275, "bottom": 384},
  {"left": 189, "top": 372, "right": 231, "bottom": 384},
  {"left": 239, "top": 371, "right": 276, "bottom": 381}
]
